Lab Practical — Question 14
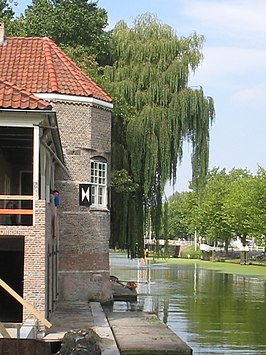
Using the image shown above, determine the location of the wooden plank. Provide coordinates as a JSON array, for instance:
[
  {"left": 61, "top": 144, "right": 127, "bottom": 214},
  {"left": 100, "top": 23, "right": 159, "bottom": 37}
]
[
  {"left": 0, "top": 339, "right": 51, "bottom": 354},
  {"left": 0, "top": 322, "right": 11, "bottom": 338},
  {"left": 0, "top": 279, "right": 52, "bottom": 329},
  {"left": 0, "top": 195, "right": 33, "bottom": 201},
  {"left": 0, "top": 209, "right": 33, "bottom": 215}
]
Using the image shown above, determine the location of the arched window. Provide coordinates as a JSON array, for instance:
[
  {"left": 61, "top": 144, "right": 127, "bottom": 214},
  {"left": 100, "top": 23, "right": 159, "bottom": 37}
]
[{"left": 90, "top": 158, "right": 107, "bottom": 208}]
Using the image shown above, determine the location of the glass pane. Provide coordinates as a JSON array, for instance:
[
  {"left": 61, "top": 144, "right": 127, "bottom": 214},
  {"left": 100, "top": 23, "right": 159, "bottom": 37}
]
[
  {"left": 91, "top": 185, "right": 96, "bottom": 204},
  {"left": 90, "top": 161, "right": 107, "bottom": 206},
  {"left": 98, "top": 187, "right": 103, "bottom": 205}
]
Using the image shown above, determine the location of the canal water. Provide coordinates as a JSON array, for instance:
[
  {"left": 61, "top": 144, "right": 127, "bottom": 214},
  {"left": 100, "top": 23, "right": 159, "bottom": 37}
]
[{"left": 109, "top": 255, "right": 266, "bottom": 355}]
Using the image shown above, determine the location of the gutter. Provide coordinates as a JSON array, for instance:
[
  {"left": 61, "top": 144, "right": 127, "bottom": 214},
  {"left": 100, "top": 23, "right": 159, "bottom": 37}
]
[
  {"left": 40, "top": 128, "right": 70, "bottom": 177},
  {"left": 35, "top": 93, "right": 113, "bottom": 110},
  {"left": 0, "top": 109, "right": 54, "bottom": 114}
]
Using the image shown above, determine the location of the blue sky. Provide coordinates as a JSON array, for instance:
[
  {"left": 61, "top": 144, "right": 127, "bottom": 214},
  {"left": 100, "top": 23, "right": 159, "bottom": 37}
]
[{"left": 15, "top": 1, "right": 266, "bottom": 195}]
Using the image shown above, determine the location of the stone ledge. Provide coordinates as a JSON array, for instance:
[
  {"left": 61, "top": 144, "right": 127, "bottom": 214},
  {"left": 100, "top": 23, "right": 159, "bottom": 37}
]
[{"left": 90, "top": 302, "right": 120, "bottom": 355}]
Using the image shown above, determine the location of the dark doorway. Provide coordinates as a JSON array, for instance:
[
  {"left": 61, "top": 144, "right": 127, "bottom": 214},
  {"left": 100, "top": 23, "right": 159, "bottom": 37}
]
[{"left": 0, "top": 237, "right": 24, "bottom": 322}]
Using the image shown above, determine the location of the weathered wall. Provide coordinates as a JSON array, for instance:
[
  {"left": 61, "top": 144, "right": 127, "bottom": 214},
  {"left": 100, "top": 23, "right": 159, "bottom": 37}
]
[
  {"left": 0, "top": 200, "right": 49, "bottom": 320},
  {"left": 45, "top": 203, "right": 59, "bottom": 319},
  {"left": 53, "top": 101, "right": 112, "bottom": 302}
]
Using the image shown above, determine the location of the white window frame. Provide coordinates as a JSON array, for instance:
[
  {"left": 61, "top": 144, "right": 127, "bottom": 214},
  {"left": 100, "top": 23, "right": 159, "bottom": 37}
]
[{"left": 90, "top": 160, "right": 107, "bottom": 208}]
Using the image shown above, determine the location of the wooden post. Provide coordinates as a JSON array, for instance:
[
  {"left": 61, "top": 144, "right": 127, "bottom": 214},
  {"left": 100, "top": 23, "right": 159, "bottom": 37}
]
[
  {"left": 0, "top": 279, "right": 52, "bottom": 329},
  {"left": 0, "top": 322, "right": 11, "bottom": 338}
]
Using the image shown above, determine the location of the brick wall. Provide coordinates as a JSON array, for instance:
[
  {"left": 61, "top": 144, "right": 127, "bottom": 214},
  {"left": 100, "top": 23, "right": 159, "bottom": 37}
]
[{"left": 0, "top": 200, "right": 50, "bottom": 321}]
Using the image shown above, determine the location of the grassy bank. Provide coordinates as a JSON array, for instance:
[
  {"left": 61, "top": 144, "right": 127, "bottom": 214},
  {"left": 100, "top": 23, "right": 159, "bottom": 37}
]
[{"left": 151, "top": 257, "right": 266, "bottom": 281}]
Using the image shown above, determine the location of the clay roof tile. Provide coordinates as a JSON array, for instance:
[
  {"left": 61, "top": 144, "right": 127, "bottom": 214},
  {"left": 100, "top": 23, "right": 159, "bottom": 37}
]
[
  {"left": 0, "top": 78, "right": 52, "bottom": 110},
  {"left": 0, "top": 37, "right": 112, "bottom": 103}
]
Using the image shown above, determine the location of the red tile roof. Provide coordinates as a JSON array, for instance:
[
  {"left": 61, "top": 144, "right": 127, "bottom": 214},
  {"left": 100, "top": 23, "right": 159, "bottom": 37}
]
[
  {"left": 0, "top": 78, "right": 52, "bottom": 110},
  {"left": 0, "top": 37, "right": 112, "bottom": 105}
]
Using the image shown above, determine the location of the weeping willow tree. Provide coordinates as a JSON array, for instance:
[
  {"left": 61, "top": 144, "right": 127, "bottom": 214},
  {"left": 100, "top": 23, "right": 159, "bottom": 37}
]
[{"left": 105, "top": 14, "right": 215, "bottom": 257}]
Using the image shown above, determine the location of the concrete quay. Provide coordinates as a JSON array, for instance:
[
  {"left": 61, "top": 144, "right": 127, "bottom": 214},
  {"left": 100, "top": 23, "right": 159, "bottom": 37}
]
[
  {"left": 107, "top": 310, "right": 192, "bottom": 354},
  {"left": 44, "top": 301, "right": 120, "bottom": 354},
  {"left": 43, "top": 301, "right": 192, "bottom": 354}
]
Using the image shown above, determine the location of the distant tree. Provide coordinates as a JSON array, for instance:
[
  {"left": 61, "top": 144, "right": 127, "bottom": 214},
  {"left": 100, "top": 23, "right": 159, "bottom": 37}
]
[
  {"left": 0, "top": 0, "right": 16, "bottom": 22},
  {"left": 196, "top": 168, "right": 232, "bottom": 253},
  {"left": 222, "top": 169, "right": 254, "bottom": 246},
  {"left": 105, "top": 14, "right": 215, "bottom": 256},
  {"left": 167, "top": 191, "right": 197, "bottom": 239},
  {"left": 246, "top": 167, "right": 266, "bottom": 252},
  {"left": 167, "top": 167, "right": 266, "bottom": 256},
  {"left": 7, "top": 0, "right": 110, "bottom": 68}
]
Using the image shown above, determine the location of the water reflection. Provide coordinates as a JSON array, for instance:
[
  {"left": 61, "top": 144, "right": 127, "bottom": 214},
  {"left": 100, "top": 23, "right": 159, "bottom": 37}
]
[{"left": 110, "top": 255, "right": 266, "bottom": 355}]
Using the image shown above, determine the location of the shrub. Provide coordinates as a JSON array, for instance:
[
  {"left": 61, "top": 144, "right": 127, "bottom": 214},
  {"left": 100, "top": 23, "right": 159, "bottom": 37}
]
[{"left": 181, "top": 244, "right": 202, "bottom": 259}]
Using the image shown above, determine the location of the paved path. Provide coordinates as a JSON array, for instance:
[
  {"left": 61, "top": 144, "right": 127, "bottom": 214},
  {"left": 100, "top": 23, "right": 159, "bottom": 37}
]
[
  {"left": 44, "top": 301, "right": 120, "bottom": 354},
  {"left": 46, "top": 301, "right": 94, "bottom": 334}
]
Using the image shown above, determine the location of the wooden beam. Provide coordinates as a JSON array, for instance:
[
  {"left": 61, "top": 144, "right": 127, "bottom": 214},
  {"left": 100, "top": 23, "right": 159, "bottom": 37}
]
[
  {"left": 0, "top": 209, "right": 33, "bottom": 215},
  {"left": 0, "top": 279, "right": 52, "bottom": 329},
  {"left": 0, "top": 195, "right": 33, "bottom": 201},
  {"left": 0, "top": 322, "right": 11, "bottom": 338}
]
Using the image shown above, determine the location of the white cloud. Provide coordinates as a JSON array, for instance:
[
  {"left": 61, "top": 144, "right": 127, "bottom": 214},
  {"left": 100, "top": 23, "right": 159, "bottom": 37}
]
[
  {"left": 190, "top": 46, "right": 266, "bottom": 87},
  {"left": 182, "top": 0, "right": 266, "bottom": 47},
  {"left": 233, "top": 84, "right": 266, "bottom": 104}
]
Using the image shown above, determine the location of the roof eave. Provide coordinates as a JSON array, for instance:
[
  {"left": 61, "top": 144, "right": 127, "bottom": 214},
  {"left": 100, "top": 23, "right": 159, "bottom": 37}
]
[{"left": 35, "top": 93, "right": 113, "bottom": 110}]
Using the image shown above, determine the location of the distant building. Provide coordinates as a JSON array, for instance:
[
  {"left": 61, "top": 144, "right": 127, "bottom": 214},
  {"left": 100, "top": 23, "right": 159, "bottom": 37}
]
[{"left": 0, "top": 23, "right": 113, "bottom": 323}]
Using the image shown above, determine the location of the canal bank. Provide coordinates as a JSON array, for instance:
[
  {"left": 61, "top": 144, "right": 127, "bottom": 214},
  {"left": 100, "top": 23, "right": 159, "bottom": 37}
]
[
  {"left": 152, "top": 257, "right": 266, "bottom": 281},
  {"left": 42, "top": 280, "right": 192, "bottom": 354}
]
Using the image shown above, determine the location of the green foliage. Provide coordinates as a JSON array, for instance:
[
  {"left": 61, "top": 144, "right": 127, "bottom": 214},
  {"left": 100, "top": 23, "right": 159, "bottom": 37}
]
[
  {"left": 181, "top": 244, "right": 201, "bottom": 259},
  {"left": 247, "top": 166, "right": 266, "bottom": 236},
  {"left": 60, "top": 45, "right": 101, "bottom": 79},
  {"left": 167, "top": 167, "right": 266, "bottom": 251},
  {"left": 110, "top": 169, "right": 138, "bottom": 193},
  {"left": 196, "top": 168, "right": 232, "bottom": 243},
  {"left": 167, "top": 191, "right": 197, "bottom": 238},
  {"left": 222, "top": 169, "right": 254, "bottom": 237},
  {"left": 0, "top": 0, "right": 16, "bottom": 22},
  {"left": 106, "top": 14, "right": 214, "bottom": 256}
]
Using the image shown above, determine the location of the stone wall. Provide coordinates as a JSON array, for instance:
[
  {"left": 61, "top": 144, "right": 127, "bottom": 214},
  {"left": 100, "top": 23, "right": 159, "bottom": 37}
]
[{"left": 53, "top": 101, "right": 112, "bottom": 302}]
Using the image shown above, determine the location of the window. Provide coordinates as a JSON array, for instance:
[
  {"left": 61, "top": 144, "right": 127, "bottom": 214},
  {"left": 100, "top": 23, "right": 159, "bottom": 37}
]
[{"left": 90, "top": 160, "right": 107, "bottom": 208}]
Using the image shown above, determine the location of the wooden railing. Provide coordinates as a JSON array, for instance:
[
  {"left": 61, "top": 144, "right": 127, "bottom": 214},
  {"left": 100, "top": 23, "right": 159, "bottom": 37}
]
[
  {"left": 0, "top": 209, "right": 33, "bottom": 215},
  {"left": 0, "top": 195, "right": 33, "bottom": 201},
  {"left": 0, "top": 195, "right": 33, "bottom": 217}
]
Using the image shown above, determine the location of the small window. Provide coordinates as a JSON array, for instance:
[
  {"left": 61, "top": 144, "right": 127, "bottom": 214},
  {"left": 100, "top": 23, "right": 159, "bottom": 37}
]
[{"left": 91, "top": 160, "right": 107, "bottom": 208}]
